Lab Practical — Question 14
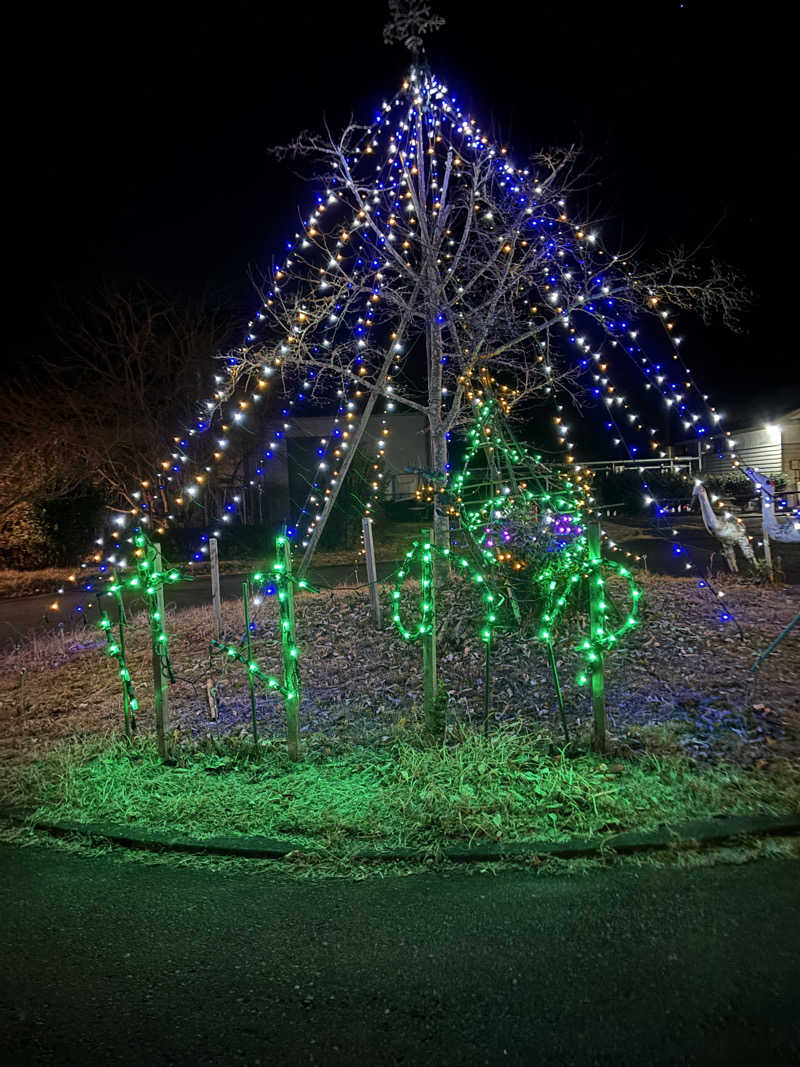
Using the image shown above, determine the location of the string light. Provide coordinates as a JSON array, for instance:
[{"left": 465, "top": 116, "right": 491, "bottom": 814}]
[
  {"left": 77, "top": 60, "right": 762, "bottom": 649},
  {"left": 392, "top": 539, "right": 499, "bottom": 644}
]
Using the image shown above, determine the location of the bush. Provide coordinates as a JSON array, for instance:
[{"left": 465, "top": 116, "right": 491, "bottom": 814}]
[
  {"left": 592, "top": 469, "right": 694, "bottom": 513},
  {"left": 590, "top": 467, "right": 784, "bottom": 515},
  {"left": 703, "top": 470, "right": 786, "bottom": 510},
  {"left": 0, "top": 489, "right": 104, "bottom": 570}
]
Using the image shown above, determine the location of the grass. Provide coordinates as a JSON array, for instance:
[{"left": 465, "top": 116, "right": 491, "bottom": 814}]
[
  {"left": 0, "top": 567, "right": 83, "bottom": 600},
  {"left": 2, "top": 729, "right": 797, "bottom": 856},
  {"left": 303, "top": 522, "right": 424, "bottom": 567},
  {"left": 2, "top": 572, "right": 797, "bottom": 876}
]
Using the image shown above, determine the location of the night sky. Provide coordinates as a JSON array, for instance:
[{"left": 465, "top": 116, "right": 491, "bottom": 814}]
[{"left": 7, "top": 0, "right": 797, "bottom": 421}]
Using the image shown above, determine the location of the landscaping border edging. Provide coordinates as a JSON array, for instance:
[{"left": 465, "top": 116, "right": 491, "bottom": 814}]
[{"left": 17, "top": 812, "right": 800, "bottom": 863}]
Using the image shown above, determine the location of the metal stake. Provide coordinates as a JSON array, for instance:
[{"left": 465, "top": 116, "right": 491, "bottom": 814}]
[{"left": 362, "top": 516, "right": 382, "bottom": 627}]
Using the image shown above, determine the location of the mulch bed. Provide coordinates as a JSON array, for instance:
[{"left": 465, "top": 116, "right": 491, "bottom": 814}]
[{"left": 1, "top": 575, "right": 798, "bottom": 767}]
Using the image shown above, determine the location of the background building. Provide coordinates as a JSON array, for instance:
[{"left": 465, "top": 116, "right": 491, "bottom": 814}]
[{"left": 671, "top": 406, "right": 800, "bottom": 490}]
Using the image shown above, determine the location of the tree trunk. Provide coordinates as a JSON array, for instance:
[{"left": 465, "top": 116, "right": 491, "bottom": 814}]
[
  {"left": 429, "top": 417, "right": 450, "bottom": 554},
  {"left": 426, "top": 315, "right": 450, "bottom": 555}
]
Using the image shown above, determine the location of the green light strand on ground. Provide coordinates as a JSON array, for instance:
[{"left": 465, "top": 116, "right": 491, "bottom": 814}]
[{"left": 97, "top": 530, "right": 191, "bottom": 732}]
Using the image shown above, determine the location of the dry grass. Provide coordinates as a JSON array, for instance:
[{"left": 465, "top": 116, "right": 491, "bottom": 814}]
[
  {"left": 0, "top": 568, "right": 83, "bottom": 600},
  {"left": 305, "top": 522, "right": 424, "bottom": 566},
  {"left": 0, "top": 559, "right": 271, "bottom": 600},
  {"left": 1, "top": 573, "right": 797, "bottom": 859},
  {"left": 0, "top": 522, "right": 419, "bottom": 611},
  {"left": 0, "top": 575, "right": 798, "bottom": 775}
]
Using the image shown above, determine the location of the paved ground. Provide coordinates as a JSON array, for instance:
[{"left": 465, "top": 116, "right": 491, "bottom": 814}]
[
  {"left": 0, "top": 562, "right": 400, "bottom": 648},
  {"left": 0, "top": 844, "right": 798, "bottom": 1065}
]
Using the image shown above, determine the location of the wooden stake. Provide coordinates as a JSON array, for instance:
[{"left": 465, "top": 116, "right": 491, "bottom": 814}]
[
  {"left": 151, "top": 542, "right": 169, "bottom": 759},
  {"left": 243, "top": 581, "right": 258, "bottom": 746},
  {"left": 277, "top": 534, "right": 301, "bottom": 761},
  {"left": 420, "top": 528, "right": 438, "bottom": 739},
  {"left": 209, "top": 536, "right": 222, "bottom": 639},
  {"left": 587, "top": 523, "right": 606, "bottom": 753},
  {"left": 205, "top": 678, "right": 218, "bottom": 721},
  {"left": 362, "top": 517, "right": 382, "bottom": 627}
]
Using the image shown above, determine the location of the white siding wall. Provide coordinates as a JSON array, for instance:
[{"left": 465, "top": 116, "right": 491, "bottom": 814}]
[{"left": 701, "top": 427, "right": 782, "bottom": 476}]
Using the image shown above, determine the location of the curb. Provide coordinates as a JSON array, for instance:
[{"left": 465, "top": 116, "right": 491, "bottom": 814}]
[{"left": 16, "top": 813, "right": 800, "bottom": 864}]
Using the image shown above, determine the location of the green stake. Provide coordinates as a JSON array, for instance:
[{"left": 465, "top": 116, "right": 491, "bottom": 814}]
[
  {"left": 750, "top": 611, "right": 800, "bottom": 673},
  {"left": 587, "top": 523, "right": 607, "bottom": 753},
  {"left": 420, "top": 528, "right": 439, "bottom": 740},
  {"left": 546, "top": 641, "right": 570, "bottom": 744},
  {"left": 243, "top": 581, "right": 258, "bottom": 747},
  {"left": 277, "top": 532, "right": 301, "bottom": 761},
  {"left": 482, "top": 630, "right": 492, "bottom": 735}
]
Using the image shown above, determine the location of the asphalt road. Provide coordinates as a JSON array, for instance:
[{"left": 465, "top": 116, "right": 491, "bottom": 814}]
[
  {"left": 0, "top": 844, "right": 798, "bottom": 1065},
  {"left": 0, "top": 562, "right": 401, "bottom": 649}
]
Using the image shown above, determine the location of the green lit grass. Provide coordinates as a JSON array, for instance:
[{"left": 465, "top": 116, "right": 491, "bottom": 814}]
[{"left": 3, "top": 730, "right": 798, "bottom": 852}]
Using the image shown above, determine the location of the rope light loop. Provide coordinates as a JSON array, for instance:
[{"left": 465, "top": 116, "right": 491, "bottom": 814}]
[
  {"left": 537, "top": 550, "right": 642, "bottom": 685},
  {"left": 391, "top": 539, "right": 500, "bottom": 644}
]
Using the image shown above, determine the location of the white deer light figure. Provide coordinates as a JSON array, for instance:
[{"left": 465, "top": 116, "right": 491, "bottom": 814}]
[
  {"left": 691, "top": 482, "right": 757, "bottom": 573},
  {"left": 745, "top": 468, "right": 800, "bottom": 544}
]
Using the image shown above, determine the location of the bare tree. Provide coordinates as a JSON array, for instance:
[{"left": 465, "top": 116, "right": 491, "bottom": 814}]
[
  {"left": 0, "top": 421, "right": 88, "bottom": 566},
  {"left": 218, "top": 65, "right": 741, "bottom": 571},
  {"left": 1, "top": 283, "right": 234, "bottom": 520}
]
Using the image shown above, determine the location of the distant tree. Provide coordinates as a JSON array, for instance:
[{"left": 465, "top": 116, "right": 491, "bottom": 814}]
[
  {"left": 49, "top": 282, "right": 235, "bottom": 510},
  {"left": 0, "top": 283, "right": 235, "bottom": 563},
  {"left": 0, "top": 419, "right": 86, "bottom": 567}
]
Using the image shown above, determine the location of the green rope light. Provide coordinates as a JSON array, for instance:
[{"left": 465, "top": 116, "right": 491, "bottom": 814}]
[
  {"left": 536, "top": 546, "right": 643, "bottom": 685},
  {"left": 249, "top": 534, "right": 319, "bottom": 695},
  {"left": 391, "top": 539, "right": 499, "bottom": 644},
  {"left": 208, "top": 638, "right": 292, "bottom": 699},
  {"left": 128, "top": 532, "right": 187, "bottom": 677},
  {"left": 98, "top": 609, "right": 139, "bottom": 721},
  {"left": 444, "top": 377, "right": 641, "bottom": 700},
  {"left": 448, "top": 391, "right": 589, "bottom": 578},
  {"left": 97, "top": 530, "right": 190, "bottom": 734},
  {"left": 208, "top": 534, "right": 319, "bottom": 755}
]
